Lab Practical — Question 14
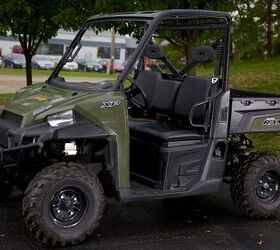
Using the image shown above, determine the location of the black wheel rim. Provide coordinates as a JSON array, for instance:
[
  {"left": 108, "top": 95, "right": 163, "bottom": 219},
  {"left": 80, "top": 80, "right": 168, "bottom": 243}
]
[
  {"left": 50, "top": 187, "right": 88, "bottom": 227},
  {"left": 256, "top": 171, "right": 280, "bottom": 202}
]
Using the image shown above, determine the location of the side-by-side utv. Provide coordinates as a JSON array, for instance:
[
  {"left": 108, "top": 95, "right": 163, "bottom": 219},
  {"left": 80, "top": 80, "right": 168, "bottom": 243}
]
[{"left": 1, "top": 10, "right": 280, "bottom": 246}]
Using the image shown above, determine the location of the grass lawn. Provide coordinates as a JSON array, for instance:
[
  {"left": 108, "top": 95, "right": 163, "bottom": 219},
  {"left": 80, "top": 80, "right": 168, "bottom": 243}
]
[
  {"left": 0, "top": 68, "right": 117, "bottom": 79},
  {"left": 0, "top": 58, "right": 280, "bottom": 154},
  {"left": 0, "top": 93, "right": 15, "bottom": 100},
  {"left": 228, "top": 58, "right": 280, "bottom": 155}
]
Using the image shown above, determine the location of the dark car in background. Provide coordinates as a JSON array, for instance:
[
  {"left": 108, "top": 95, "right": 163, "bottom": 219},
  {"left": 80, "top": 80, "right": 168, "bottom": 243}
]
[
  {"left": 2, "top": 53, "right": 26, "bottom": 68},
  {"left": 12, "top": 45, "right": 24, "bottom": 54},
  {"left": 98, "top": 58, "right": 109, "bottom": 72},
  {"left": 77, "top": 58, "right": 103, "bottom": 72}
]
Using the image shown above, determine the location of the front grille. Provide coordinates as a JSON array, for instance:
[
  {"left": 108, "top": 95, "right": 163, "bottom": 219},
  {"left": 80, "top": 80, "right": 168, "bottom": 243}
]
[
  {"left": 1, "top": 110, "right": 22, "bottom": 127},
  {"left": 0, "top": 111, "right": 23, "bottom": 147}
]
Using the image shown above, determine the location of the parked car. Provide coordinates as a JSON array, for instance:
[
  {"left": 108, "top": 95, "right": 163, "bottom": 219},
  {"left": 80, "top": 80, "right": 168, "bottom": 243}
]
[
  {"left": 32, "top": 55, "right": 55, "bottom": 70},
  {"left": 113, "top": 60, "right": 125, "bottom": 73},
  {"left": 98, "top": 59, "right": 125, "bottom": 73},
  {"left": 12, "top": 45, "right": 24, "bottom": 54},
  {"left": 77, "top": 58, "right": 103, "bottom": 72},
  {"left": 49, "top": 55, "right": 63, "bottom": 66},
  {"left": 98, "top": 58, "right": 109, "bottom": 72},
  {"left": 2, "top": 53, "right": 26, "bottom": 68},
  {"left": 63, "top": 61, "right": 78, "bottom": 71}
]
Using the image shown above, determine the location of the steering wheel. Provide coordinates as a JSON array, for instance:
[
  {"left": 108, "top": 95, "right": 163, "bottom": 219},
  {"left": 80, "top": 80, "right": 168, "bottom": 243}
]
[{"left": 125, "top": 76, "right": 149, "bottom": 109}]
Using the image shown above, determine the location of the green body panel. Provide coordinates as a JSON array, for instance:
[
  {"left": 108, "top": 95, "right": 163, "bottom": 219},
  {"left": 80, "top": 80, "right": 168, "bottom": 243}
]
[{"left": 5, "top": 82, "right": 130, "bottom": 189}]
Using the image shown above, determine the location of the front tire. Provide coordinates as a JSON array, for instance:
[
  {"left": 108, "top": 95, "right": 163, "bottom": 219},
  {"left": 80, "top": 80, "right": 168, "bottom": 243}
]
[
  {"left": 22, "top": 162, "right": 105, "bottom": 247},
  {"left": 231, "top": 152, "right": 280, "bottom": 218}
]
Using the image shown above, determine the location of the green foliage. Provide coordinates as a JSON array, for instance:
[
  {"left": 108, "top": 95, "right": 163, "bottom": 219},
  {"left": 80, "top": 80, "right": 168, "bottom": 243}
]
[
  {"left": 96, "top": 0, "right": 279, "bottom": 60},
  {"left": 233, "top": 0, "right": 280, "bottom": 59},
  {"left": 0, "top": 0, "right": 96, "bottom": 85},
  {"left": 97, "top": 0, "right": 234, "bottom": 66},
  {"left": 0, "top": 0, "right": 96, "bottom": 41}
]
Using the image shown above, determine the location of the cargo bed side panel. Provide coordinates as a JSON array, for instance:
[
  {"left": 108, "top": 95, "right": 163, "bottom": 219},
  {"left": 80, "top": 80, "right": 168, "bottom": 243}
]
[{"left": 229, "top": 97, "right": 280, "bottom": 134}]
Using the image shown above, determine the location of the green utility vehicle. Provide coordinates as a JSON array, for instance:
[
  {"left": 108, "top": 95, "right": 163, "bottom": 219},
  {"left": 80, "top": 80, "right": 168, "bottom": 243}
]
[{"left": 1, "top": 10, "right": 280, "bottom": 246}]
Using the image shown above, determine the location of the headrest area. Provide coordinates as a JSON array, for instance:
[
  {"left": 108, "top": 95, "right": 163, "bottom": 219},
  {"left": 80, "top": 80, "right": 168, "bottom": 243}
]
[{"left": 191, "top": 46, "right": 215, "bottom": 63}]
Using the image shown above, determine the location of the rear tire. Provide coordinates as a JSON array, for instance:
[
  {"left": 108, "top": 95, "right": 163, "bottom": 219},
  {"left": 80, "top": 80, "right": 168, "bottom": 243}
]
[
  {"left": 22, "top": 162, "right": 105, "bottom": 247},
  {"left": 231, "top": 152, "right": 280, "bottom": 218}
]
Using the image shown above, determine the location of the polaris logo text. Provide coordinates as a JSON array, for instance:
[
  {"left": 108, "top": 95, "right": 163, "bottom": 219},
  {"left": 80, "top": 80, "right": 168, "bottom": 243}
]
[{"left": 262, "top": 118, "right": 280, "bottom": 126}]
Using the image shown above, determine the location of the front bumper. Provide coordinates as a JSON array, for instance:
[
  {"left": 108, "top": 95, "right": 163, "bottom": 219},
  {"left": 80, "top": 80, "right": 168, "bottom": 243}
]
[{"left": 0, "top": 120, "right": 108, "bottom": 169}]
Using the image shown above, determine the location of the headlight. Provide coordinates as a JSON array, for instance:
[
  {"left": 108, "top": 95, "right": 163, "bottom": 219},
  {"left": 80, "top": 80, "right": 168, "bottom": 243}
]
[{"left": 47, "top": 110, "right": 73, "bottom": 127}]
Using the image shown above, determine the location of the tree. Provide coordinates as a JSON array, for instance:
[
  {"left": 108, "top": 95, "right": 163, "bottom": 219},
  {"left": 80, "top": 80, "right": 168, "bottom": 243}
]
[
  {"left": 259, "top": 0, "right": 279, "bottom": 57},
  {"left": 0, "top": 0, "right": 96, "bottom": 85},
  {"left": 96, "top": 0, "right": 234, "bottom": 65},
  {"left": 233, "top": 0, "right": 279, "bottom": 59}
]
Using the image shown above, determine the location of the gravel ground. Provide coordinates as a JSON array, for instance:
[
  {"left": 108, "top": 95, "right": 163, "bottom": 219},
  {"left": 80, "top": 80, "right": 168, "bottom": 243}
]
[{"left": 1, "top": 185, "right": 280, "bottom": 250}]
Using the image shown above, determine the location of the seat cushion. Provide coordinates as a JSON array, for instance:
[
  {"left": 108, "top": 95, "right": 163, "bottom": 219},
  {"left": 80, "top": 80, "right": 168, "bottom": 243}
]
[
  {"left": 129, "top": 117, "right": 157, "bottom": 130},
  {"left": 131, "top": 122, "right": 202, "bottom": 144}
]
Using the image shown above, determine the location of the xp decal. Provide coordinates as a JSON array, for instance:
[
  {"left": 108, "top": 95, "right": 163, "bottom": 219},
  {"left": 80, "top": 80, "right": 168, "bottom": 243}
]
[{"left": 101, "top": 100, "right": 121, "bottom": 108}]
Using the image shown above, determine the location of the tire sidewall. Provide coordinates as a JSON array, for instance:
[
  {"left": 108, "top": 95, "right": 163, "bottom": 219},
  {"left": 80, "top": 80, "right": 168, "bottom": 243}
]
[
  {"left": 245, "top": 162, "right": 280, "bottom": 214},
  {"left": 39, "top": 176, "right": 101, "bottom": 240}
]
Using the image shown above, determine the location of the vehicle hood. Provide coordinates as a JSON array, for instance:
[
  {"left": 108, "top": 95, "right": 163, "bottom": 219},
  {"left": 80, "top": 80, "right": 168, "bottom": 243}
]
[{"left": 4, "top": 82, "right": 89, "bottom": 126}]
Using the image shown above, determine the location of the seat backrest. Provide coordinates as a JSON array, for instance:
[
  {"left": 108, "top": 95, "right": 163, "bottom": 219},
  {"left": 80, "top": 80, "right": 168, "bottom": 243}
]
[
  {"left": 134, "top": 70, "right": 162, "bottom": 108},
  {"left": 174, "top": 76, "right": 213, "bottom": 123},
  {"left": 134, "top": 70, "right": 181, "bottom": 112},
  {"left": 151, "top": 79, "right": 181, "bottom": 112}
]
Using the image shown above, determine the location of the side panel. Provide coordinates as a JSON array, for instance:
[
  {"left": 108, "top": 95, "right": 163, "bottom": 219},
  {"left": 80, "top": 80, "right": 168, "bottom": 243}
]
[
  {"left": 211, "top": 90, "right": 230, "bottom": 139},
  {"left": 73, "top": 92, "right": 130, "bottom": 189},
  {"left": 130, "top": 139, "right": 209, "bottom": 190},
  {"left": 34, "top": 91, "right": 130, "bottom": 189},
  {"left": 230, "top": 97, "right": 280, "bottom": 134},
  {"left": 201, "top": 90, "right": 230, "bottom": 181}
]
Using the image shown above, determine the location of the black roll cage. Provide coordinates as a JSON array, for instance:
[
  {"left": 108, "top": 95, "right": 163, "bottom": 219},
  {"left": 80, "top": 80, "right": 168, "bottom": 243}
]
[{"left": 48, "top": 9, "right": 232, "bottom": 90}]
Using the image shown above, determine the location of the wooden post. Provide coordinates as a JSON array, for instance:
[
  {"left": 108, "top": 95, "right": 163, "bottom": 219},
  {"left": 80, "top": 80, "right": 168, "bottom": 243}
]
[{"left": 110, "top": 28, "right": 116, "bottom": 74}]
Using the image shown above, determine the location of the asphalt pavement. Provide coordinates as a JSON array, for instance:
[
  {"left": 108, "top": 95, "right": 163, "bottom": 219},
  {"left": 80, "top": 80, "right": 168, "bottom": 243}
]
[
  {"left": 0, "top": 75, "right": 110, "bottom": 93},
  {"left": 1, "top": 185, "right": 280, "bottom": 250}
]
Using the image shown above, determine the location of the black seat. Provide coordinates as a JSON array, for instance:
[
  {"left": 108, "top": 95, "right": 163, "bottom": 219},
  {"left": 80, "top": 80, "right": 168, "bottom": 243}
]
[
  {"left": 131, "top": 122, "right": 201, "bottom": 144},
  {"left": 129, "top": 76, "right": 214, "bottom": 144},
  {"left": 129, "top": 117, "right": 157, "bottom": 130},
  {"left": 129, "top": 46, "right": 216, "bottom": 145},
  {"left": 174, "top": 76, "right": 213, "bottom": 124},
  {"left": 132, "top": 44, "right": 182, "bottom": 110},
  {"left": 133, "top": 70, "right": 162, "bottom": 109}
]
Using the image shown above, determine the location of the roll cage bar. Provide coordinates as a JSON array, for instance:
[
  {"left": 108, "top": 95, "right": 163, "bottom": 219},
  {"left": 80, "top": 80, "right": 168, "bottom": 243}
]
[{"left": 48, "top": 9, "right": 232, "bottom": 90}]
